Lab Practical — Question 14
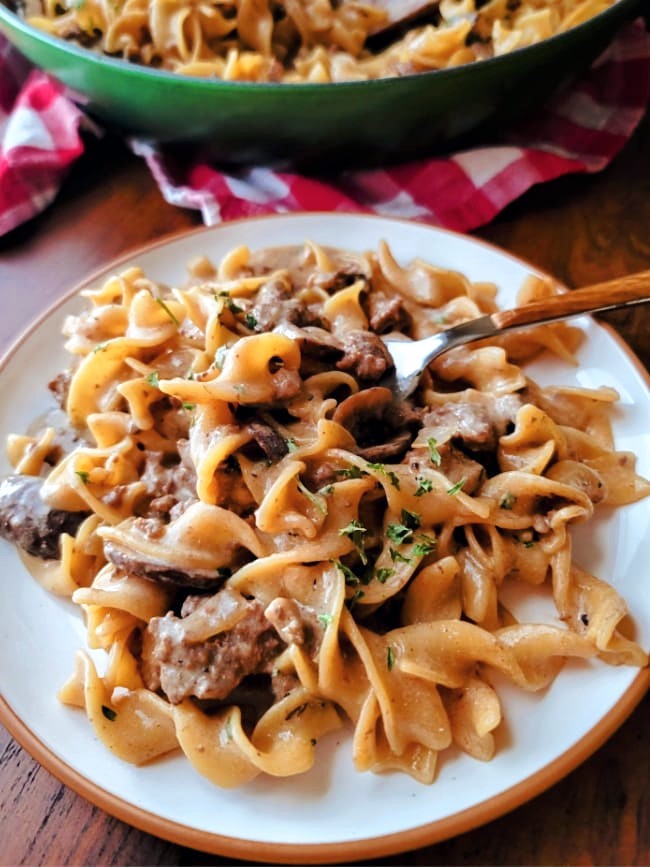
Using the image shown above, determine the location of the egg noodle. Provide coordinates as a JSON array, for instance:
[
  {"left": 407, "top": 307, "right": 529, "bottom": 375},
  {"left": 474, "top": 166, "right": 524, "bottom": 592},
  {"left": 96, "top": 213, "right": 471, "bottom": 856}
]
[
  {"left": 17, "top": 0, "right": 618, "bottom": 82},
  {"left": 2, "top": 239, "right": 648, "bottom": 787}
]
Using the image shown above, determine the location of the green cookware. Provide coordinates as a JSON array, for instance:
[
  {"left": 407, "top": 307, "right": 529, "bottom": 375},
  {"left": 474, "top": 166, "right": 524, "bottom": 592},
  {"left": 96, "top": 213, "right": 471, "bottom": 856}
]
[{"left": 0, "top": 1, "right": 644, "bottom": 169}]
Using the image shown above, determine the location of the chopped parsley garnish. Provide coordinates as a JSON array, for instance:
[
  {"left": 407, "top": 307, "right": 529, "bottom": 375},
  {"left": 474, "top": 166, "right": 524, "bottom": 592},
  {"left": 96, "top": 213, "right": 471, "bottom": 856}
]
[
  {"left": 146, "top": 371, "right": 160, "bottom": 388},
  {"left": 101, "top": 705, "right": 117, "bottom": 721},
  {"left": 386, "top": 646, "right": 395, "bottom": 671},
  {"left": 338, "top": 519, "right": 368, "bottom": 564},
  {"left": 297, "top": 480, "right": 327, "bottom": 515},
  {"left": 500, "top": 492, "right": 517, "bottom": 510},
  {"left": 401, "top": 509, "right": 421, "bottom": 530},
  {"left": 244, "top": 313, "right": 258, "bottom": 330},
  {"left": 335, "top": 465, "right": 367, "bottom": 480},
  {"left": 317, "top": 613, "right": 333, "bottom": 628},
  {"left": 182, "top": 402, "right": 196, "bottom": 411},
  {"left": 447, "top": 478, "right": 466, "bottom": 496},
  {"left": 523, "top": 540, "right": 535, "bottom": 548},
  {"left": 216, "top": 292, "right": 243, "bottom": 314},
  {"left": 75, "top": 470, "right": 89, "bottom": 484},
  {"left": 348, "top": 588, "right": 365, "bottom": 608},
  {"left": 389, "top": 547, "right": 411, "bottom": 564},
  {"left": 285, "top": 437, "right": 299, "bottom": 453},
  {"left": 427, "top": 437, "right": 442, "bottom": 466},
  {"left": 386, "top": 511, "right": 420, "bottom": 546},
  {"left": 93, "top": 342, "right": 108, "bottom": 353},
  {"left": 318, "top": 484, "right": 335, "bottom": 496},
  {"left": 366, "top": 462, "right": 400, "bottom": 489},
  {"left": 374, "top": 567, "right": 394, "bottom": 584},
  {"left": 332, "top": 559, "right": 360, "bottom": 586},
  {"left": 412, "top": 534, "right": 437, "bottom": 557},
  {"left": 414, "top": 477, "right": 433, "bottom": 497},
  {"left": 156, "top": 297, "right": 180, "bottom": 326},
  {"left": 387, "top": 522, "right": 412, "bottom": 545}
]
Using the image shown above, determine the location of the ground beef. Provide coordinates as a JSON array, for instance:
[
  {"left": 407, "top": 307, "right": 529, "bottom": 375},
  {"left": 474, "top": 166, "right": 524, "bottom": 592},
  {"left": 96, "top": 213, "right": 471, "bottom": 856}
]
[
  {"left": 138, "top": 444, "right": 197, "bottom": 518},
  {"left": 0, "top": 475, "right": 89, "bottom": 559},
  {"left": 264, "top": 597, "right": 322, "bottom": 654},
  {"left": 141, "top": 595, "right": 285, "bottom": 704}
]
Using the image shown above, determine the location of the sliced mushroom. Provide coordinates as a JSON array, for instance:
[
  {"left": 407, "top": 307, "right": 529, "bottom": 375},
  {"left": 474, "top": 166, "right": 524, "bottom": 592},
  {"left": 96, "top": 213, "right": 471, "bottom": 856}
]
[
  {"left": 244, "top": 421, "right": 288, "bottom": 462},
  {"left": 333, "top": 386, "right": 415, "bottom": 462}
]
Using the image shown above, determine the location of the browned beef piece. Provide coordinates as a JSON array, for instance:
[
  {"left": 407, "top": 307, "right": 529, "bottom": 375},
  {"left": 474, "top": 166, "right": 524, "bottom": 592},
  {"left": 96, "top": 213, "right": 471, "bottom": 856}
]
[
  {"left": 141, "top": 596, "right": 285, "bottom": 704},
  {"left": 420, "top": 393, "right": 521, "bottom": 452},
  {"left": 363, "top": 292, "right": 411, "bottom": 334},
  {"left": 336, "top": 330, "right": 393, "bottom": 382},
  {"left": 150, "top": 398, "right": 191, "bottom": 442},
  {"left": 48, "top": 371, "right": 72, "bottom": 409},
  {"left": 0, "top": 475, "right": 89, "bottom": 559},
  {"left": 438, "top": 445, "right": 485, "bottom": 493},
  {"left": 408, "top": 444, "right": 485, "bottom": 494},
  {"left": 301, "top": 461, "right": 339, "bottom": 490},
  {"left": 245, "top": 422, "right": 288, "bottom": 462},
  {"left": 251, "top": 278, "right": 324, "bottom": 332}
]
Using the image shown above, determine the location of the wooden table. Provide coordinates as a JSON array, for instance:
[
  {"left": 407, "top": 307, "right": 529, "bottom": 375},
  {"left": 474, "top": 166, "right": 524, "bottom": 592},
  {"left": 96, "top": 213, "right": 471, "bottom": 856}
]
[{"left": 0, "top": 111, "right": 649, "bottom": 866}]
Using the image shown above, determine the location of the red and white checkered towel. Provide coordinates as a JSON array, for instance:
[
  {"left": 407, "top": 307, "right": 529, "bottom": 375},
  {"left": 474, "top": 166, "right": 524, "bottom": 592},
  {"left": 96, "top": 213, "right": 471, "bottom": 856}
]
[{"left": 1, "top": 19, "right": 649, "bottom": 238}]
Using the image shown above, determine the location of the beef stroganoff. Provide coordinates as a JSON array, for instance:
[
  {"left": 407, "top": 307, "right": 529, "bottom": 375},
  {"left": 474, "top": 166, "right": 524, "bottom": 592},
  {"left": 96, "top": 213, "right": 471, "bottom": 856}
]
[
  {"left": 0, "top": 239, "right": 647, "bottom": 788},
  {"left": 13, "top": 0, "right": 619, "bottom": 82}
]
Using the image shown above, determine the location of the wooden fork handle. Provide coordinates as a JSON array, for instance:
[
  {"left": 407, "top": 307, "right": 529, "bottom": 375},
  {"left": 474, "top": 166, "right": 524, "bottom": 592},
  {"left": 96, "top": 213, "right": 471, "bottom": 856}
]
[{"left": 492, "top": 270, "right": 650, "bottom": 330}]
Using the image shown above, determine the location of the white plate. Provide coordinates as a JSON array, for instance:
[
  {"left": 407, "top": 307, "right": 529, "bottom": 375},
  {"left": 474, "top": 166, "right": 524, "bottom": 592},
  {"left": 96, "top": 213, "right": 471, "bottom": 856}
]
[{"left": 1, "top": 214, "right": 649, "bottom": 863}]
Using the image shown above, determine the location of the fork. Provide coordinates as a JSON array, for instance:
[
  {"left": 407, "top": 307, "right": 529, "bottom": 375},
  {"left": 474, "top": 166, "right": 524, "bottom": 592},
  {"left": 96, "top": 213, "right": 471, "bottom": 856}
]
[{"left": 381, "top": 270, "right": 650, "bottom": 401}]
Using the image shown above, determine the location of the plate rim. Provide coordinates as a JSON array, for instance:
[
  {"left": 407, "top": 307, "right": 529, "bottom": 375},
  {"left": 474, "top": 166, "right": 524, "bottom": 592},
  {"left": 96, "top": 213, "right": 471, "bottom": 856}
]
[
  {"left": 1, "top": 212, "right": 648, "bottom": 863},
  {"left": 2, "top": 670, "right": 648, "bottom": 864}
]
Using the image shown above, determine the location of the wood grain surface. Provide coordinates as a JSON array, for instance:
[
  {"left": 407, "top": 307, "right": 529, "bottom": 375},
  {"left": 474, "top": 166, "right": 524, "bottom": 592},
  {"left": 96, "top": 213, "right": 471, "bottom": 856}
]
[{"left": 0, "top": 107, "right": 649, "bottom": 867}]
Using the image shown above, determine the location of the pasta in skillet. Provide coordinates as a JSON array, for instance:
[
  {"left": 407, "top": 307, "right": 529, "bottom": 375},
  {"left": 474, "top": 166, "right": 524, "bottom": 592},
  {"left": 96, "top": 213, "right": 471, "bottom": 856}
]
[
  {"left": 0, "top": 239, "right": 647, "bottom": 787},
  {"left": 13, "top": 0, "right": 619, "bottom": 82}
]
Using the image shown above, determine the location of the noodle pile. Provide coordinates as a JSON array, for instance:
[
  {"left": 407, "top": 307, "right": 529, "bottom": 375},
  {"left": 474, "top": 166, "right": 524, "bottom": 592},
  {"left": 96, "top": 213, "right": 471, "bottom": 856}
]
[{"left": 2, "top": 239, "right": 647, "bottom": 787}]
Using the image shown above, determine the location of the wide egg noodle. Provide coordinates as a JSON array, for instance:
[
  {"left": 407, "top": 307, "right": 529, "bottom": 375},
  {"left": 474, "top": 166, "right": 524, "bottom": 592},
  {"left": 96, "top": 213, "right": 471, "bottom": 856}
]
[
  {"left": 2, "top": 237, "right": 647, "bottom": 785},
  {"left": 22, "top": 1, "right": 620, "bottom": 83}
]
